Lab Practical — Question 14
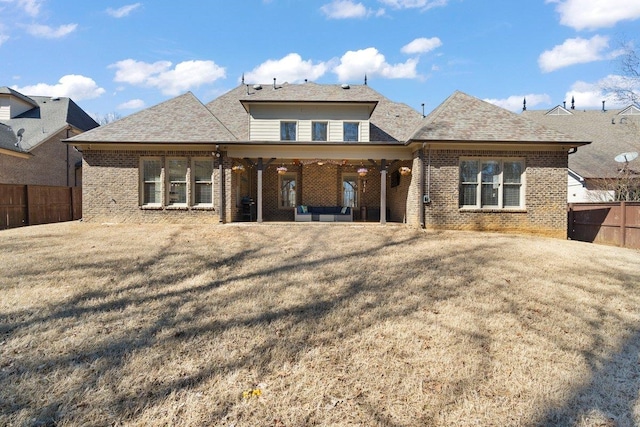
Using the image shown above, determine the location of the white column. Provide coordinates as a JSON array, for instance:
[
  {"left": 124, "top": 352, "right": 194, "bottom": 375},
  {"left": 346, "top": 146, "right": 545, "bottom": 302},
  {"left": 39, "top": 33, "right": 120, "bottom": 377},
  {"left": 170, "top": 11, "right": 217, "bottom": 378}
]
[{"left": 257, "top": 167, "right": 263, "bottom": 223}]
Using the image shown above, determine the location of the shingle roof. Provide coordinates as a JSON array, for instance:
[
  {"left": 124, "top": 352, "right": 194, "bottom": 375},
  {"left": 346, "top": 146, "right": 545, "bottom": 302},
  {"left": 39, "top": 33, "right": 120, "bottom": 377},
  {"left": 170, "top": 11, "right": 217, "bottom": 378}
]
[
  {"left": 68, "top": 92, "right": 236, "bottom": 143},
  {"left": 410, "top": 91, "right": 589, "bottom": 144},
  {"left": 0, "top": 86, "right": 38, "bottom": 108},
  {"left": 523, "top": 107, "right": 640, "bottom": 178},
  {"left": 0, "top": 92, "right": 98, "bottom": 153},
  {"left": 0, "top": 123, "right": 20, "bottom": 153},
  {"left": 206, "top": 82, "right": 424, "bottom": 142}
]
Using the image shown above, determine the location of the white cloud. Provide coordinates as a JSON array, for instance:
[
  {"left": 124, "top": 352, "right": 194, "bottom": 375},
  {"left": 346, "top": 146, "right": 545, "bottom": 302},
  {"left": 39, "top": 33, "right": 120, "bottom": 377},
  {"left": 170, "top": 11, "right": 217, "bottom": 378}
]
[
  {"left": 401, "top": 37, "right": 442, "bottom": 54},
  {"left": 107, "top": 3, "right": 142, "bottom": 18},
  {"left": 538, "top": 35, "right": 616, "bottom": 73},
  {"left": 548, "top": 0, "right": 640, "bottom": 30},
  {"left": 17, "top": 0, "right": 42, "bottom": 16},
  {"left": 567, "top": 75, "right": 639, "bottom": 109},
  {"left": 117, "top": 99, "right": 145, "bottom": 110},
  {"left": 25, "top": 23, "right": 77, "bottom": 38},
  {"left": 333, "top": 47, "right": 419, "bottom": 81},
  {"left": 244, "top": 53, "right": 330, "bottom": 84},
  {"left": 0, "top": 32, "right": 8, "bottom": 46},
  {"left": 12, "top": 75, "right": 105, "bottom": 100},
  {"left": 484, "top": 94, "right": 552, "bottom": 112},
  {"left": 320, "top": 0, "right": 384, "bottom": 19},
  {"left": 379, "top": 0, "right": 448, "bottom": 11},
  {"left": 110, "top": 59, "right": 226, "bottom": 96}
]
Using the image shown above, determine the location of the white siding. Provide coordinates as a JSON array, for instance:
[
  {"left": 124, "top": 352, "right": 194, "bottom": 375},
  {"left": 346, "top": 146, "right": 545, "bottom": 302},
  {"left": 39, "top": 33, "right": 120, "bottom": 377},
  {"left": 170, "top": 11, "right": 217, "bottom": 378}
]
[
  {"left": 0, "top": 96, "right": 33, "bottom": 120},
  {"left": 248, "top": 103, "right": 371, "bottom": 142}
]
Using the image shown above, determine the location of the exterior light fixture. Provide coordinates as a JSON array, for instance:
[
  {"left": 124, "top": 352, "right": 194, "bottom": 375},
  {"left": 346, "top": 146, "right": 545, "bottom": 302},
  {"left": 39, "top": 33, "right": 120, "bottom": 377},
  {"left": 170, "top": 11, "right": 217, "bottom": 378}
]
[
  {"left": 232, "top": 165, "right": 245, "bottom": 173},
  {"left": 358, "top": 167, "right": 368, "bottom": 177},
  {"left": 277, "top": 166, "right": 288, "bottom": 175},
  {"left": 399, "top": 166, "right": 411, "bottom": 176}
]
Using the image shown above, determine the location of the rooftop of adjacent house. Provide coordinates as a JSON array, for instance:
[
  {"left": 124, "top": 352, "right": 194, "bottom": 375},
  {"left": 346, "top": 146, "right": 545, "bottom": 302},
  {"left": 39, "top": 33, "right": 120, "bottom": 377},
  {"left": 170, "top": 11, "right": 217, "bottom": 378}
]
[
  {"left": 410, "top": 91, "right": 590, "bottom": 145},
  {"left": 0, "top": 87, "right": 99, "bottom": 153},
  {"left": 523, "top": 105, "right": 640, "bottom": 178}
]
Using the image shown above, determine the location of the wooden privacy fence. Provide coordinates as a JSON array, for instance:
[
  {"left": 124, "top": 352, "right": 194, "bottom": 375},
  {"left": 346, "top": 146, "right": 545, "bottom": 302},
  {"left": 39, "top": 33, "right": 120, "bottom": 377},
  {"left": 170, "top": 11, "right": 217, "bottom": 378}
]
[
  {"left": 0, "top": 184, "right": 82, "bottom": 230},
  {"left": 568, "top": 202, "right": 640, "bottom": 249}
]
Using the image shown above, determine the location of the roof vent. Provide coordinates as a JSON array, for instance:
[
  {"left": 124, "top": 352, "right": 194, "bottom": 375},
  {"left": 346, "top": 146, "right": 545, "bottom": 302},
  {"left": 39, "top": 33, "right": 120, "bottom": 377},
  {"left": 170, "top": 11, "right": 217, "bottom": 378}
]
[
  {"left": 341, "top": 84, "right": 350, "bottom": 89},
  {"left": 253, "top": 84, "right": 262, "bottom": 90},
  {"left": 51, "top": 97, "right": 60, "bottom": 101}
]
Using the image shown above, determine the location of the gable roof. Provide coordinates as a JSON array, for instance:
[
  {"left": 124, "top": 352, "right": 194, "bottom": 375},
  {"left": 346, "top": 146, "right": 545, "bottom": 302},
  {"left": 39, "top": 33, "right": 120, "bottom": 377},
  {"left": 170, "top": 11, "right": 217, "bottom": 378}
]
[
  {"left": 68, "top": 92, "right": 236, "bottom": 144},
  {"left": 410, "top": 91, "right": 588, "bottom": 145},
  {"left": 523, "top": 106, "right": 640, "bottom": 179},
  {"left": 0, "top": 91, "right": 99, "bottom": 154},
  {"left": 0, "top": 86, "right": 38, "bottom": 109},
  {"left": 206, "top": 82, "right": 423, "bottom": 143}
]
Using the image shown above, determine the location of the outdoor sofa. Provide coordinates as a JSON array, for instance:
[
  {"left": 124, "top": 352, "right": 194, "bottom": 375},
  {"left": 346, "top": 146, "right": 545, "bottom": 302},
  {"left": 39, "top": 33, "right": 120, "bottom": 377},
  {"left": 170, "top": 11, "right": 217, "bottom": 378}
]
[{"left": 294, "top": 205, "right": 353, "bottom": 222}]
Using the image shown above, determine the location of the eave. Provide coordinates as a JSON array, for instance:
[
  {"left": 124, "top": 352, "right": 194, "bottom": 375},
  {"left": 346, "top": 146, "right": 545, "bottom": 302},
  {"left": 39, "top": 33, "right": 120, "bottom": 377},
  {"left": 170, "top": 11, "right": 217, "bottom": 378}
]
[
  {"left": 239, "top": 99, "right": 379, "bottom": 117},
  {"left": 406, "top": 139, "right": 591, "bottom": 151},
  {"left": 0, "top": 147, "right": 32, "bottom": 159}
]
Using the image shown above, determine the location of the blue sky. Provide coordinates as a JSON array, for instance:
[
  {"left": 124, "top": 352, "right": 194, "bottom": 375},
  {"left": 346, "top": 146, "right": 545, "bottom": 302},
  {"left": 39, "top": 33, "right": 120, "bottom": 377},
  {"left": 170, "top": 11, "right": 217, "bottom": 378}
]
[{"left": 1, "top": 0, "right": 639, "bottom": 120}]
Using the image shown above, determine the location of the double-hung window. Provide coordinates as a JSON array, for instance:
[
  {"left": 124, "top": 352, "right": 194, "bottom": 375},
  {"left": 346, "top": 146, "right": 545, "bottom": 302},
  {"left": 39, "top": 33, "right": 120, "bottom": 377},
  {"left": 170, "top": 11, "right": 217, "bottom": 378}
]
[
  {"left": 343, "top": 122, "right": 359, "bottom": 142},
  {"left": 280, "top": 121, "right": 297, "bottom": 141},
  {"left": 312, "top": 122, "right": 328, "bottom": 141},
  {"left": 192, "top": 159, "right": 213, "bottom": 206},
  {"left": 459, "top": 158, "right": 524, "bottom": 209},
  {"left": 167, "top": 158, "right": 188, "bottom": 206},
  {"left": 142, "top": 158, "right": 162, "bottom": 206}
]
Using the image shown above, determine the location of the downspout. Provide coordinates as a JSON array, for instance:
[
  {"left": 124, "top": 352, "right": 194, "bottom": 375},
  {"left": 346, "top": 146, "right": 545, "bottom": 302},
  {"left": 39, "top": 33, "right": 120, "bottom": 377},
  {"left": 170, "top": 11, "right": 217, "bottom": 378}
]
[
  {"left": 66, "top": 126, "right": 71, "bottom": 187},
  {"left": 418, "top": 144, "right": 425, "bottom": 228},
  {"left": 215, "top": 147, "right": 224, "bottom": 223}
]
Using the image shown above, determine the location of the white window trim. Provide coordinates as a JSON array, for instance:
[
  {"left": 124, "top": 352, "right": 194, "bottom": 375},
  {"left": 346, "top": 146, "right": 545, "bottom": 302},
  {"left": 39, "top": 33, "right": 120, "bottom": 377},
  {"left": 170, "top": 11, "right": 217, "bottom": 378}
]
[
  {"left": 191, "top": 157, "right": 214, "bottom": 208},
  {"left": 312, "top": 121, "right": 329, "bottom": 142},
  {"left": 459, "top": 157, "right": 526, "bottom": 210},
  {"left": 140, "top": 157, "right": 163, "bottom": 208}
]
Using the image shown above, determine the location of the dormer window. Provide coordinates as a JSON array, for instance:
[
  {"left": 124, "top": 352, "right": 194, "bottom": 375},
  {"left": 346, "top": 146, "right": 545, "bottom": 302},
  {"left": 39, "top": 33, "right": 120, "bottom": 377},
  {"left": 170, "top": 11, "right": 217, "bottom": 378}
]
[
  {"left": 343, "top": 122, "right": 359, "bottom": 142},
  {"left": 312, "top": 122, "right": 328, "bottom": 141},
  {"left": 280, "top": 121, "right": 297, "bottom": 141}
]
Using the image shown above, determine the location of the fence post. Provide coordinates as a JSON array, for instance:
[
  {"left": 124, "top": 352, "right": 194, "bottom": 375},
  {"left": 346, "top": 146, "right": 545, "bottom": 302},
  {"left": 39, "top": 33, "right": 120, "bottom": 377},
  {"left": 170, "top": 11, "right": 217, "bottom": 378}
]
[{"left": 621, "top": 201, "right": 626, "bottom": 248}]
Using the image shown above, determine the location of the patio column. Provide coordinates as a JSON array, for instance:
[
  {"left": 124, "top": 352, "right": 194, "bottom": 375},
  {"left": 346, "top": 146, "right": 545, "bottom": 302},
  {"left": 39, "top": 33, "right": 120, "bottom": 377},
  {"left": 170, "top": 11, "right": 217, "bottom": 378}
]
[
  {"left": 257, "top": 158, "right": 263, "bottom": 223},
  {"left": 380, "top": 159, "right": 387, "bottom": 224}
]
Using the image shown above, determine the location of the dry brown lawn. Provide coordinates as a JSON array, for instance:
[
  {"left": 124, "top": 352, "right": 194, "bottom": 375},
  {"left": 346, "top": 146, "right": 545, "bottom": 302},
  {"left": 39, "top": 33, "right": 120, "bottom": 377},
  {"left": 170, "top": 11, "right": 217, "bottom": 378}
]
[{"left": 1, "top": 222, "right": 640, "bottom": 427}]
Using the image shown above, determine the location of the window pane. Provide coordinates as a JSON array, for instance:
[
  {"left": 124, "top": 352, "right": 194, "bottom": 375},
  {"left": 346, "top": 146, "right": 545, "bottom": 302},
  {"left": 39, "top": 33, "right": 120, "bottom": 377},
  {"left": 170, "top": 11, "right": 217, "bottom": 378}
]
[
  {"left": 504, "top": 161, "right": 523, "bottom": 184},
  {"left": 343, "top": 177, "right": 358, "bottom": 207},
  {"left": 481, "top": 184, "right": 499, "bottom": 206},
  {"left": 460, "top": 184, "right": 477, "bottom": 206},
  {"left": 503, "top": 185, "right": 521, "bottom": 207},
  {"left": 194, "top": 160, "right": 213, "bottom": 182},
  {"left": 194, "top": 183, "right": 212, "bottom": 204},
  {"left": 343, "top": 122, "right": 359, "bottom": 142},
  {"left": 280, "top": 176, "right": 296, "bottom": 207},
  {"left": 280, "top": 122, "right": 297, "bottom": 141},
  {"left": 481, "top": 161, "right": 501, "bottom": 184},
  {"left": 168, "top": 159, "right": 187, "bottom": 204},
  {"left": 143, "top": 159, "right": 161, "bottom": 204},
  {"left": 460, "top": 160, "right": 478, "bottom": 183},
  {"left": 312, "top": 122, "right": 327, "bottom": 141}
]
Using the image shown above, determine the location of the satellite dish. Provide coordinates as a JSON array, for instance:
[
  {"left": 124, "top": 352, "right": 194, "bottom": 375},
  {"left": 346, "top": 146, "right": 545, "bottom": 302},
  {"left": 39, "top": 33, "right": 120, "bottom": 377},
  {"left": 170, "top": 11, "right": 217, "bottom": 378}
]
[
  {"left": 16, "top": 128, "right": 24, "bottom": 137},
  {"left": 614, "top": 152, "right": 638, "bottom": 163}
]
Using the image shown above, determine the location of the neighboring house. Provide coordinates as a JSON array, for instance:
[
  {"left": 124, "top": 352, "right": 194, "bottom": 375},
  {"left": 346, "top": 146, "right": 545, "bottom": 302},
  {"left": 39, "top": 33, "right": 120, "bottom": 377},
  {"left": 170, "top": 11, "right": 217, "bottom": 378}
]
[
  {"left": 0, "top": 86, "right": 99, "bottom": 187},
  {"left": 523, "top": 103, "right": 640, "bottom": 202},
  {"left": 66, "top": 82, "right": 588, "bottom": 237}
]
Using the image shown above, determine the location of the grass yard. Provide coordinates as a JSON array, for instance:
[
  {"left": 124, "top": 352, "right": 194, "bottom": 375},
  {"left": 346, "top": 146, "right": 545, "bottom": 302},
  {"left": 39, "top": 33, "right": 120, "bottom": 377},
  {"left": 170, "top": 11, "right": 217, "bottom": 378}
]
[{"left": 1, "top": 222, "right": 640, "bottom": 426}]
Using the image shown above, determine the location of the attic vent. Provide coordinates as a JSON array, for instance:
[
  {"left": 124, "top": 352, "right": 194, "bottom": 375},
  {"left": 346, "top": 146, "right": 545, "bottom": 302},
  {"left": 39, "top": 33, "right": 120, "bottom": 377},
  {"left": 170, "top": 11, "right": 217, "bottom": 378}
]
[
  {"left": 253, "top": 84, "right": 262, "bottom": 90},
  {"left": 341, "top": 84, "right": 350, "bottom": 89},
  {"left": 51, "top": 97, "right": 60, "bottom": 101}
]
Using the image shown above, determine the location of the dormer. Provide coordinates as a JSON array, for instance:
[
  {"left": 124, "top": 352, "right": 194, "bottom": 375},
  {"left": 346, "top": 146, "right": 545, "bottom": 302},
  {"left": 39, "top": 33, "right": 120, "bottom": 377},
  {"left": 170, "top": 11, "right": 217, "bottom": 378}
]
[
  {"left": 0, "top": 87, "right": 38, "bottom": 121},
  {"left": 239, "top": 82, "right": 378, "bottom": 143},
  {"left": 619, "top": 105, "right": 640, "bottom": 115},
  {"left": 545, "top": 105, "right": 573, "bottom": 116}
]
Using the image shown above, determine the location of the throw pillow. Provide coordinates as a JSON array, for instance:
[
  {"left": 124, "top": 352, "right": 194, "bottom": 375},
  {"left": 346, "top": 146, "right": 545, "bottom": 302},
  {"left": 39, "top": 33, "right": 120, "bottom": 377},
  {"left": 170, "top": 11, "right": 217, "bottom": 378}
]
[
  {"left": 341, "top": 206, "right": 348, "bottom": 214},
  {"left": 301, "top": 205, "right": 308, "bottom": 214}
]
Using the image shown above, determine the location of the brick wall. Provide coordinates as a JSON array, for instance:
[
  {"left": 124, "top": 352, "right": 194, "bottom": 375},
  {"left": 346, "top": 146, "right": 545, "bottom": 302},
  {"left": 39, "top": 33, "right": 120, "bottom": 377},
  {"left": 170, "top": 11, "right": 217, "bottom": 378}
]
[
  {"left": 421, "top": 149, "right": 568, "bottom": 237},
  {"left": 0, "top": 130, "right": 82, "bottom": 186},
  {"left": 82, "top": 149, "right": 221, "bottom": 223}
]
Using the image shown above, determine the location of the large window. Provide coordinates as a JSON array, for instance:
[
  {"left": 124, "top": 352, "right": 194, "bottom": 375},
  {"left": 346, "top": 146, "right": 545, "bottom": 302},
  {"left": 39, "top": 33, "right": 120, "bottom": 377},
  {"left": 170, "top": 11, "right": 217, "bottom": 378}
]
[
  {"left": 312, "top": 122, "right": 328, "bottom": 141},
  {"left": 343, "top": 174, "right": 358, "bottom": 207},
  {"left": 459, "top": 158, "right": 524, "bottom": 208},
  {"left": 192, "top": 159, "right": 213, "bottom": 206},
  {"left": 167, "top": 158, "right": 187, "bottom": 206},
  {"left": 279, "top": 173, "right": 297, "bottom": 208},
  {"left": 280, "top": 121, "right": 297, "bottom": 141},
  {"left": 343, "top": 122, "right": 359, "bottom": 142},
  {"left": 142, "top": 159, "right": 162, "bottom": 206},
  {"left": 140, "top": 157, "right": 213, "bottom": 208}
]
